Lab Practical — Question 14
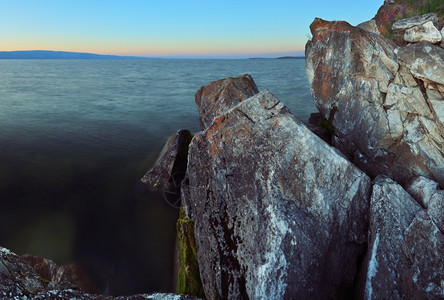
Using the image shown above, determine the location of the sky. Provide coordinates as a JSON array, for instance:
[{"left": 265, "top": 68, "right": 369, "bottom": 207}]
[{"left": 0, "top": 0, "right": 384, "bottom": 58}]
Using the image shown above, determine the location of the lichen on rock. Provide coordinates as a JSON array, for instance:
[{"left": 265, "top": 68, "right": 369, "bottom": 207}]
[{"left": 176, "top": 208, "right": 205, "bottom": 299}]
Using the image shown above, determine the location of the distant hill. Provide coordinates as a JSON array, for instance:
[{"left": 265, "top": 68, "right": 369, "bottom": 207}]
[
  {"left": 276, "top": 56, "right": 305, "bottom": 59},
  {"left": 0, "top": 50, "right": 150, "bottom": 59},
  {"left": 249, "top": 56, "right": 305, "bottom": 60}
]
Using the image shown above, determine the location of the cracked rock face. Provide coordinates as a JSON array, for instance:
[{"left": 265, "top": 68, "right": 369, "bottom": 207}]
[
  {"left": 185, "top": 83, "right": 371, "bottom": 299},
  {"left": 406, "top": 176, "right": 444, "bottom": 235},
  {"left": 306, "top": 18, "right": 444, "bottom": 187},
  {"left": 360, "top": 176, "right": 444, "bottom": 299},
  {"left": 391, "top": 13, "right": 438, "bottom": 31},
  {"left": 403, "top": 21, "right": 442, "bottom": 44},
  {"left": 194, "top": 74, "right": 259, "bottom": 130}
]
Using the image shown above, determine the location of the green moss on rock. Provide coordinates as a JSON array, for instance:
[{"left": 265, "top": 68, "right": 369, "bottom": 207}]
[
  {"left": 176, "top": 208, "right": 205, "bottom": 298},
  {"left": 318, "top": 118, "right": 334, "bottom": 135}
]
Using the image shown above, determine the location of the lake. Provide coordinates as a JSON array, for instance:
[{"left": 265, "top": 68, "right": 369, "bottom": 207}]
[{"left": 0, "top": 58, "right": 316, "bottom": 295}]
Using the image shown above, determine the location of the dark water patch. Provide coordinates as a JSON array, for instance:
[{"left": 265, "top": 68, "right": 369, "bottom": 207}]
[{"left": 0, "top": 59, "right": 315, "bottom": 295}]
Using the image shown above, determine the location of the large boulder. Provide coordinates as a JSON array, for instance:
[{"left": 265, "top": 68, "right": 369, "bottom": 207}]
[
  {"left": 194, "top": 74, "right": 259, "bottom": 130},
  {"left": 306, "top": 18, "right": 444, "bottom": 187},
  {"left": 184, "top": 86, "right": 371, "bottom": 299},
  {"left": 359, "top": 176, "right": 444, "bottom": 299}
]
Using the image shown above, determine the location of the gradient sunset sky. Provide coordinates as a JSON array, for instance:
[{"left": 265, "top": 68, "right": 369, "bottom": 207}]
[{"left": 1, "top": 0, "right": 383, "bottom": 58}]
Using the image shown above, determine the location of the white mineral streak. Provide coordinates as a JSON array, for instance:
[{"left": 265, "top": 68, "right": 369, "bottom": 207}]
[
  {"left": 365, "top": 232, "right": 380, "bottom": 300},
  {"left": 254, "top": 201, "right": 288, "bottom": 299}
]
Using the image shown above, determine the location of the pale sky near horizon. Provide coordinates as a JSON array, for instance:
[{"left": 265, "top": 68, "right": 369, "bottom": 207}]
[{"left": 0, "top": 0, "right": 384, "bottom": 58}]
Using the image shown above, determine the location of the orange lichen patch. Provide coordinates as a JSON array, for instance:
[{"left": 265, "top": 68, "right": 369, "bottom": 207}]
[
  {"left": 312, "top": 65, "right": 336, "bottom": 100},
  {"left": 272, "top": 119, "right": 280, "bottom": 129},
  {"left": 206, "top": 115, "right": 226, "bottom": 135},
  {"left": 310, "top": 18, "right": 354, "bottom": 41},
  {"left": 204, "top": 116, "right": 228, "bottom": 158}
]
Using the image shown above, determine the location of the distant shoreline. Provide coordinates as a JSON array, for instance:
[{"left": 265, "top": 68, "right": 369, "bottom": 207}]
[
  {"left": 0, "top": 50, "right": 305, "bottom": 60},
  {"left": 249, "top": 56, "right": 305, "bottom": 60},
  {"left": 0, "top": 50, "right": 152, "bottom": 59}
]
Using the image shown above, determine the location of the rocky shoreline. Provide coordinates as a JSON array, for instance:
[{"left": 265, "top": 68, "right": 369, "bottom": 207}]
[
  {"left": 146, "top": 1, "right": 444, "bottom": 299},
  {"left": 1, "top": 0, "right": 443, "bottom": 299}
]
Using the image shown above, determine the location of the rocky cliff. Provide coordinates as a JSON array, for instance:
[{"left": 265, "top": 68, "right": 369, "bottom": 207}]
[
  {"left": 140, "top": 3, "right": 444, "bottom": 299},
  {"left": 306, "top": 14, "right": 444, "bottom": 187}
]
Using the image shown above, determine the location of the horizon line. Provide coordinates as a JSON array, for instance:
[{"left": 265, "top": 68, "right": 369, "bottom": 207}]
[{"left": 0, "top": 49, "right": 306, "bottom": 59}]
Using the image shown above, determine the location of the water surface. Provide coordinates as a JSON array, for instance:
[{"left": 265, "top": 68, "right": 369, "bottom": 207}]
[{"left": 0, "top": 58, "right": 316, "bottom": 295}]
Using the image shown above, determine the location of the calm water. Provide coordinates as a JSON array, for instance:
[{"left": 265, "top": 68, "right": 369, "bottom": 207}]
[{"left": 0, "top": 59, "right": 316, "bottom": 295}]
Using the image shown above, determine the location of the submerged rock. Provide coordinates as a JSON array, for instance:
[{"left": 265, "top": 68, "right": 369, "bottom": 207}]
[
  {"left": 306, "top": 18, "right": 444, "bottom": 186},
  {"left": 0, "top": 246, "right": 201, "bottom": 299},
  {"left": 20, "top": 254, "right": 96, "bottom": 294},
  {"left": 185, "top": 85, "right": 371, "bottom": 299},
  {"left": 194, "top": 74, "right": 259, "bottom": 130}
]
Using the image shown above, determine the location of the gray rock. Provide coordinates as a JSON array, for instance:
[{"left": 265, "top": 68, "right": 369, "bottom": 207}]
[
  {"left": 358, "top": 20, "right": 381, "bottom": 35},
  {"left": 403, "top": 212, "right": 444, "bottom": 299},
  {"left": 404, "top": 21, "right": 442, "bottom": 44},
  {"left": 430, "top": 99, "right": 444, "bottom": 126},
  {"left": 360, "top": 176, "right": 444, "bottom": 300},
  {"left": 141, "top": 129, "right": 193, "bottom": 207},
  {"left": 185, "top": 88, "right": 371, "bottom": 299},
  {"left": 194, "top": 74, "right": 259, "bottom": 130},
  {"left": 306, "top": 19, "right": 444, "bottom": 186},
  {"left": 392, "top": 13, "right": 438, "bottom": 31},
  {"left": 397, "top": 42, "right": 444, "bottom": 86},
  {"left": 406, "top": 176, "right": 444, "bottom": 233},
  {"left": 441, "top": 28, "right": 444, "bottom": 48}
]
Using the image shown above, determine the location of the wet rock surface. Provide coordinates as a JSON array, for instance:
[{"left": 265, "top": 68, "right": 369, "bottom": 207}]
[
  {"left": 185, "top": 83, "right": 371, "bottom": 299},
  {"left": 141, "top": 129, "right": 193, "bottom": 207},
  {"left": 0, "top": 247, "right": 201, "bottom": 300}
]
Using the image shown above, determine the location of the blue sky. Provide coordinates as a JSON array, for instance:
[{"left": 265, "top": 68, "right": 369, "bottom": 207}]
[{"left": 0, "top": 0, "right": 383, "bottom": 58}]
